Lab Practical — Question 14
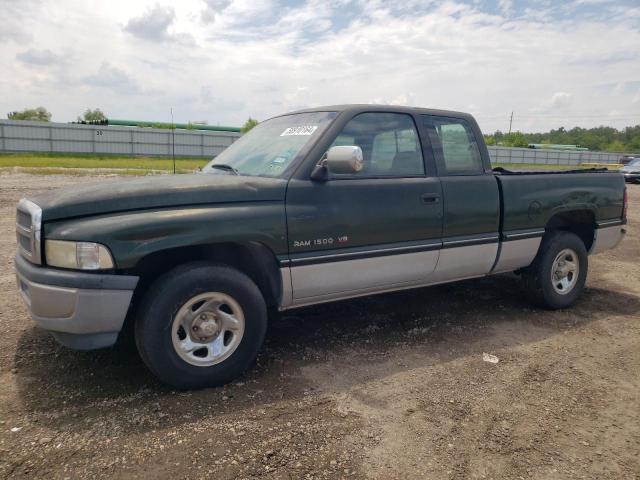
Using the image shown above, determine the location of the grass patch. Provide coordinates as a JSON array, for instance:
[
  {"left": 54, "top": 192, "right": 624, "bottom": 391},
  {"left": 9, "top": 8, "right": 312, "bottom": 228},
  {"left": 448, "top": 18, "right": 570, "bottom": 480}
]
[
  {"left": 0, "top": 167, "right": 186, "bottom": 176},
  {"left": 0, "top": 153, "right": 209, "bottom": 172}
]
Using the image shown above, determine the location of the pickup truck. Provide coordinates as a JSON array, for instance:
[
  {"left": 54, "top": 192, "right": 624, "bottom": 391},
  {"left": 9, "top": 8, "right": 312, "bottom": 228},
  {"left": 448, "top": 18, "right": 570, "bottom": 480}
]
[{"left": 14, "top": 105, "right": 627, "bottom": 389}]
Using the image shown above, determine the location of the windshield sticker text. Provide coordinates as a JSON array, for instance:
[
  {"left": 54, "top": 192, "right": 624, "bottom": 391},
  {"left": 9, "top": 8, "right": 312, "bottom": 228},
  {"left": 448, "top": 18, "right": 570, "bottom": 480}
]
[{"left": 280, "top": 125, "right": 318, "bottom": 136}]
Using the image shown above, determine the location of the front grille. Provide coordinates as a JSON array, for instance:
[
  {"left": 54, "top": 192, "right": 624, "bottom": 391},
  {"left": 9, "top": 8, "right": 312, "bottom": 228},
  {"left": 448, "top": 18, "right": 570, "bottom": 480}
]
[
  {"left": 17, "top": 210, "right": 31, "bottom": 228},
  {"left": 16, "top": 199, "right": 42, "bottom": 264}
]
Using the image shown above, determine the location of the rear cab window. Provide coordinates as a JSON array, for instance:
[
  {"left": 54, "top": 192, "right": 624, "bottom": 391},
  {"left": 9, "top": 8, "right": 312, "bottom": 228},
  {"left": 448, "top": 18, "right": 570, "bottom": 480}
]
[{"left": 422, "top": 115, "right": 483, "bottom": 175}]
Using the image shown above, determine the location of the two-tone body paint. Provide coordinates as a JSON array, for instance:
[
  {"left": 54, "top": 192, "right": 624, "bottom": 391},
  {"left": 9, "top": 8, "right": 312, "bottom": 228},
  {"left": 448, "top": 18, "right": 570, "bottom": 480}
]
[
  {"left": 279, "top": 106, "right": 624, "bottom": 307},
  {"left": 33, "top": 105, "right": 626, "bottom": 312}
]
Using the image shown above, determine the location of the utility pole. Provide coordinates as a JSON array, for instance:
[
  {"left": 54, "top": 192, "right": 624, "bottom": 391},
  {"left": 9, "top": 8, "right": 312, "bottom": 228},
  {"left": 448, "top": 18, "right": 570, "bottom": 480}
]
[
  {"left": 508, "top": 111, "right": 514, "bottom": 135},
  {"left": 170, "top": 107, "right": 176, "bottom": 175}
]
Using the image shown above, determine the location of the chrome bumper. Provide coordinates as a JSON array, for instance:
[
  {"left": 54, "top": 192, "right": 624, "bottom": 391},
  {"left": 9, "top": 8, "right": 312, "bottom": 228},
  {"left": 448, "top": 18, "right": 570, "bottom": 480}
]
[
  {"left": 590, "top": 224, "right": 625, "bottom": 255},
  {"left": 14, "top": 254, "right": 139, "bottom": 350}
]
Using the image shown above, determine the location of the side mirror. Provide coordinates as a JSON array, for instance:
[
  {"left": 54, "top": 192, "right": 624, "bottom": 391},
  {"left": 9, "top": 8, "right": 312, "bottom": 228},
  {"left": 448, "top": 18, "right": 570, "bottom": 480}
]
[
  {"left": 326, "top": 145, "right": 364, "bottom": 174},
  {"left": 310, "top": 145, "right": 364, "bottom": 181}
]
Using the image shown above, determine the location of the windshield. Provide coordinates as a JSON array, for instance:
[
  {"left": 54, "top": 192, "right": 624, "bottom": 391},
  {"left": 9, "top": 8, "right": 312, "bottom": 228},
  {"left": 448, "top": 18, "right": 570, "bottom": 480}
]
[
  {"left": 203, "top": 111, "right": 337, "bottom": 177},
  {"left": 628, "top": 159, "right": 640, "bottom": 167}
]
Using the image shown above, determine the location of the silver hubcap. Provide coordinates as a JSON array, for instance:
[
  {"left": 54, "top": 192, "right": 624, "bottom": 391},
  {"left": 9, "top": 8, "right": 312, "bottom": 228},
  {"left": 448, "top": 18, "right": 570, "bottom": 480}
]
[
  {"left": 551, "top": 248, "right": 579, "bottom": 295},
  {"left": 171, "top": 292, "right": 245, "bottom": 367}
]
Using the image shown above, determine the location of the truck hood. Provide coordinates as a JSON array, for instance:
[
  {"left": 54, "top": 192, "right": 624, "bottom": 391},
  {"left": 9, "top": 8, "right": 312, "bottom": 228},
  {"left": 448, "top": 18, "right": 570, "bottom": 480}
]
[{"left": 29, "top": 173, "right": 288, "bottom": 221}]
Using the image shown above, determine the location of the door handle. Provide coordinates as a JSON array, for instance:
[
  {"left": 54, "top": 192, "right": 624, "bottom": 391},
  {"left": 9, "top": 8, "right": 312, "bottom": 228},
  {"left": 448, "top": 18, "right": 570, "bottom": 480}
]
[{"left": 421, "top": 193, "right": 440, "bottom": 204}]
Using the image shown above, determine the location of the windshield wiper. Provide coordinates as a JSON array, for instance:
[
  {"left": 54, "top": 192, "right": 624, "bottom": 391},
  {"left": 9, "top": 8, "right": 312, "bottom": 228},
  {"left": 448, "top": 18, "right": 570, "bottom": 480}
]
[{"left": 209, "top": 164, "right": 240, "bottom": 175}]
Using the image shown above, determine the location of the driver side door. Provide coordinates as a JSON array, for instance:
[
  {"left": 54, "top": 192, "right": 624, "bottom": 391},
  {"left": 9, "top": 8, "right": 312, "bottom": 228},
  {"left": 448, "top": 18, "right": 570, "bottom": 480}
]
[{"left": 283, "top": 111, "right": 443, "bottom": 307}]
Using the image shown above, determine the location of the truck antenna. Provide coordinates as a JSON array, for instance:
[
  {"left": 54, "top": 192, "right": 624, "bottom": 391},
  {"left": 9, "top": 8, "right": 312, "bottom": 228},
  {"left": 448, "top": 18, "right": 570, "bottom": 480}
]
[{"left": 170, "top": 107, "right": 176, "bottom": 175}]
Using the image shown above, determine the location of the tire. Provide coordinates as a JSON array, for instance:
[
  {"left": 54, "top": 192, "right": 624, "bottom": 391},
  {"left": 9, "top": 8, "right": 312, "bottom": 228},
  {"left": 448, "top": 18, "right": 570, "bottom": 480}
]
[
  {"left": 135, "top": 262, "right": 267, "bottom": 389},
  {"left": 521, "top": 231, "right": 588, "bottom": 309}
]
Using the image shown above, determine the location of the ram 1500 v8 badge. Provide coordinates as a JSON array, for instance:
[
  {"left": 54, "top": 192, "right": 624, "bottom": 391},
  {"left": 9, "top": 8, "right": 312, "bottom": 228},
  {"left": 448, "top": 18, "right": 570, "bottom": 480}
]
[{"left": 14, "top": 105, "right": 627, "bottom": 389}]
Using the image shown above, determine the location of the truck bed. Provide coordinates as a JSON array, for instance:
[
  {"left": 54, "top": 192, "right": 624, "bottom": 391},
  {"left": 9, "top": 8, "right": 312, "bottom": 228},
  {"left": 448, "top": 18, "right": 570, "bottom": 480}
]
[{"left": 494, "top": 169, "right": 625, "bottom": 234}]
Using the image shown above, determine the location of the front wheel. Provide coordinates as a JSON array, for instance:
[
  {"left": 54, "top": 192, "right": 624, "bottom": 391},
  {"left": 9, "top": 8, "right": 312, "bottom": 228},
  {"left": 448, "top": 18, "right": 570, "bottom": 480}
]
[
  {"left": 135, "top": 262, "right": 267, "bottom": 389},
  {"left": 521, "top": 231, "right": 588, "bottom": 309}
]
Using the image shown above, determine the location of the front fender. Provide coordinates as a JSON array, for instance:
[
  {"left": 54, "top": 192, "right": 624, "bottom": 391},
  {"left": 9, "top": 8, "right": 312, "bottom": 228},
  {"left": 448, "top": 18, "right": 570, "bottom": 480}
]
[{"left": 44, "top": 202, "right": 288, "bottom": 269}]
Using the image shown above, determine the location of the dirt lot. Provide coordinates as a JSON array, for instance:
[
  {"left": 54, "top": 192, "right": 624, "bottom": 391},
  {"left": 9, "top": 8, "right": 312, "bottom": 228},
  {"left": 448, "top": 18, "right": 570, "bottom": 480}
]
[{"left": 0, "top": 172, "right": 638, "bottom": 480}]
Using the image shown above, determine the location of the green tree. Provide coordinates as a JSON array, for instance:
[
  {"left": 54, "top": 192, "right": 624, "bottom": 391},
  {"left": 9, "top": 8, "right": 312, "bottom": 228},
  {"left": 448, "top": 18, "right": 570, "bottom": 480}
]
[
  {"left": 8, "top": 107, "right": 51, "bottom": 121},
  {"left": 483, "top": 124, "right": 640, "bottom": 153},
  {"left": 628, "top": 135, "right": 640, "bottom": 152},
  {"left": 502, "top": 131, "right": 528, "bottom": 148},
  {"left": 78, "top": 108, "right": 107, "bottom": 122},
  {"left": 241, "top": 117, "right": 258, "bottom": 133},
  {"left": 484, "top": 135, "right": 496, "bottom": 146},
  {"left": 605, "top": 140, "right": 625, "bottom": 153}
]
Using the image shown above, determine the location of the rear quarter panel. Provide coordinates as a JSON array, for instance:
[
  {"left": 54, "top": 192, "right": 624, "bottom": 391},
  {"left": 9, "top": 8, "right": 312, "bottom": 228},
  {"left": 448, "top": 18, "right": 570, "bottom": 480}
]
[{"left": 498, "top": 172, "right": 625, "bottom": 232}]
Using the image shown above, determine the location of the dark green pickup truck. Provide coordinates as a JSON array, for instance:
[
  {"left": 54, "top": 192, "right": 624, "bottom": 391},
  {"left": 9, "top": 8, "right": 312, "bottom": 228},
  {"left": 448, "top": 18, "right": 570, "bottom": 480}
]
[{"left": 14, "top": 105, "right": 627, "bottom": 389}]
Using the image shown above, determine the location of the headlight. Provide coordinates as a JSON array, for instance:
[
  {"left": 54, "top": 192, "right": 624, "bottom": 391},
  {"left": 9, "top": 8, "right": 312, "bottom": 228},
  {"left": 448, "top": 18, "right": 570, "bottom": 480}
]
[{"left": 45, "top": 240, "right": 114, "bottom": 270}]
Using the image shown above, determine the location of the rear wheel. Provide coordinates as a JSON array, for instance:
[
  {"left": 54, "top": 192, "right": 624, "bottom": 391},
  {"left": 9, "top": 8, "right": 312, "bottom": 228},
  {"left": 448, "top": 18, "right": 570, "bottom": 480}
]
[
  {"left": 521, "top": 231, "right": 588, "bottom": 309},
  {"left": 135, "top": 262, "right": 267, "bottom": 389}
]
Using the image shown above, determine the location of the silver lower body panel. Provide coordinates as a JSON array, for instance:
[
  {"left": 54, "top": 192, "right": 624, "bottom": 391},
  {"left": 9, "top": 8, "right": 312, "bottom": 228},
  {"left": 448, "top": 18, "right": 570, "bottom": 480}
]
[
  {"left": 289, "top": 249, "right": 439, "bottom": 302},
  {"left": 433, "top": 243, "right": 498, "bottom": 281},
  {"left": 492, "top": 237, "right": 542, "bottom": 274},
  {"left": 281, "top": 223, "right": 624, "bottom": 310},
  {"left": 281, "top": 242, "right": 504, "bottom": 309},
  {"left": 591, "top": 225, "right": 625, "bottom": 255}
]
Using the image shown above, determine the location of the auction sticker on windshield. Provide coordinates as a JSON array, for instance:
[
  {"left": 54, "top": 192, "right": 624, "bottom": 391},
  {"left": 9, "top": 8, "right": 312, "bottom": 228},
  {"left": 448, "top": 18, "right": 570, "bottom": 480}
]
[{"left": 280, "top": 125, "right": 318, "bottom": 136}]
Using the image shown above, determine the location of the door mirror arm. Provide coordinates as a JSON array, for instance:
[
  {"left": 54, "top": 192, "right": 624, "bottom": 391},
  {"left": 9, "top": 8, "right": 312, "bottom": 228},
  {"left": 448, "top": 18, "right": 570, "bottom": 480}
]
[{"left": 310, "top": 154, "right": 329, "bottom": 181}]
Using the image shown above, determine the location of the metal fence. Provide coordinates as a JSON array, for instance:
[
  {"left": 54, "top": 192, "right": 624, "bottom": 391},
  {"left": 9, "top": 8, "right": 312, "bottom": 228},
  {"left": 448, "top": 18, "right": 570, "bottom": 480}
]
[
  {"left": 0, "top": 119, "right": 241, "bottom": 158},
  {"left": 488, "top": 146, "right": 625, "bottom": 165},
  {"left": 0, "top": 119, "right": 633, "bottom": 164}
]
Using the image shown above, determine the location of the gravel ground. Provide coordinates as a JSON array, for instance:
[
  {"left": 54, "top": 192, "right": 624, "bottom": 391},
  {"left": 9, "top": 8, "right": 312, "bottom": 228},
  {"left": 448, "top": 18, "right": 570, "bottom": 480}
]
[{"left": 0, "top": 172, "right": 638, "bottom": 480}]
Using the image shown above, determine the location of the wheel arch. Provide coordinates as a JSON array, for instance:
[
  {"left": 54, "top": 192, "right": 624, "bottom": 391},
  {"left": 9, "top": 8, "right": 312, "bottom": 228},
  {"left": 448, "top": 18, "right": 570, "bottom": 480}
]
[
  {"left": 128, "top": 241, "right": 283, "bottom": 310},
  {"left": 543, "top": 209, "right": 596, "bottom": 251}
]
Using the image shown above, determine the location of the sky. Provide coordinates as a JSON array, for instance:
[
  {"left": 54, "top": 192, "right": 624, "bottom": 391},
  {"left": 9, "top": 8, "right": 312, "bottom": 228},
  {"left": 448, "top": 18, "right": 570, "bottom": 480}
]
[{"left": 1, "top": 0, "right": 639, "bottom": 133}]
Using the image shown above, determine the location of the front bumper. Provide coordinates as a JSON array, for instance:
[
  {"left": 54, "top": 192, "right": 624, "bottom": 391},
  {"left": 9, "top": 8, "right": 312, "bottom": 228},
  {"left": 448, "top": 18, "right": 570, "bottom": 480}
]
[{"left": 14, "top": 254, "right": 139, "bottom": 350}]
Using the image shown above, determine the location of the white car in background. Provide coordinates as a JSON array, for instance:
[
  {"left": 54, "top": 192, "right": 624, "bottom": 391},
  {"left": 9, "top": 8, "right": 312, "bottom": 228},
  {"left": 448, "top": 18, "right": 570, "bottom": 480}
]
[{"left": 621, "top": 159, "right": 640, "bottom": 183}]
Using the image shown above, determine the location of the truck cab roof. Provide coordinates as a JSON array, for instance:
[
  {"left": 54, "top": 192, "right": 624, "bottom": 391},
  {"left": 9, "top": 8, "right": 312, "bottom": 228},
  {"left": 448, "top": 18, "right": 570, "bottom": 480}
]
[{"left": 279, "top": 104, "right": 475, "bottom": 122}]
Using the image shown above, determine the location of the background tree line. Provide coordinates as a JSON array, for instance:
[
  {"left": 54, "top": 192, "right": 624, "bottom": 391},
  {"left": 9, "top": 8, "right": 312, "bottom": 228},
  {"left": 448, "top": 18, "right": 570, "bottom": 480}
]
[
  {"left": 7, "top": 107, "right": 106, "bottom": 123},
  {"left": 484, "top": 125, "right": 640, "bottom": 153}
]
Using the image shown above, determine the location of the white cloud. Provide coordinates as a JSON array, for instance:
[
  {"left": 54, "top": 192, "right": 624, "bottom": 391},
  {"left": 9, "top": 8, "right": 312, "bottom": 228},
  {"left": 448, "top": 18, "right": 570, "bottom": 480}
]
[
  {"left": 123, "top": 4, "right": 176, "bottom": 41},
  {"left": 572, "top": 0, "right": 614, "bottom": 5},
  {"left": 122, "top": 3, "right": 194, "bottom": 44},
  {"left": 498, "top": 0, "right": 513, "bottom": 15},
  {"left": 200, "top": 0, "right": 233, "bottom": 23},
  {"left": 0, "top": 0, "right": 639, "bottom": 132},
  {"left": 550, "top": 92, "right": 573, "bottom": 109},
  {"left": 84, "top": 63, "right": 141, "bottom": 94},
  {"left": 0, "top": 0, "right": 39, "bottom": 43},
  {"left": 16, "top": 48, "right": 64, "bottom": 66}
]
